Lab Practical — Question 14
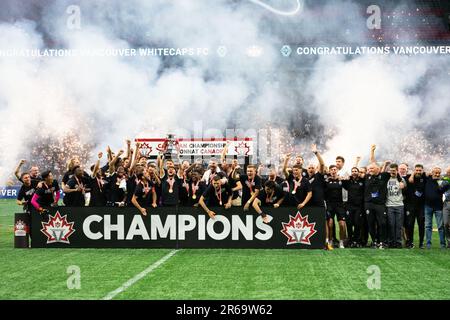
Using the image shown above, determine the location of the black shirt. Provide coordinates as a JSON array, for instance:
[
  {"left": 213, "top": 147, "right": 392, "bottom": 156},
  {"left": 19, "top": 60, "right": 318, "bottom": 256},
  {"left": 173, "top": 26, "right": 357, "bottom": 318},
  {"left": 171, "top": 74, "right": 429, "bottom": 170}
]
[
  {"left": 64, "top": 177, "right": 86, "bottom": 207},
  {"left": 126, "top": 175, "right": 139, "bottom": 205},
  {"left": 257, "top": 185, "right": 285, "bottom": 207},
  {"left": 35, "top": 181, "right": 60, "bottom": 207},
  {"left": 202, "top": 183, "right": 233, "bottom": 207},
  {"left": 405, "top": 173, "right": 426, "bottom": 206},
  {"left": 364, "top": 172, "right": 390, "bottom": 205},
  {"left": 307, "top": 173, "right": 326, "bottom": 207},
  {"left": 343, "top": 177, "right": 365, "bottom": 207},
  {"left": 183, "top": 179, "right": 206, "bottom": 206},
  {"left": 134, "top": 181, "right": 155, "bottom": 208},
  {"left": 108, "top": 173, "right": 127, "bottom": 204},
  {"left": 179, "top": 178, "right": 191, "bottom": 206},
  {"left": 161, "top": 175, "right": 182, "bottom": 206},
  {"left": 286, "top": 173, "right": 312, "bottom": 206},
  {"left": 149, "top": 177, "right": 162, "bottom": 206},
  {"left": 17, "top": 180, "right": 38, "bottom": 212},
  {"left": 324, "top": 177, "right": 344, "bottom": 204},
  {"left": 424, "top": 177, "right": 449, "bottom": 210},
  {"left": 239, "top": 174, "right": 262, "bottom": 204},
  {"left": 62, "top": 170, "right": 73, "bottom": 185},
  {"left": 227, "top": 170, "right": 241, "bottom": 200},
  {"left": 89, "top": 176, "right": 108, "bottom": 207}
]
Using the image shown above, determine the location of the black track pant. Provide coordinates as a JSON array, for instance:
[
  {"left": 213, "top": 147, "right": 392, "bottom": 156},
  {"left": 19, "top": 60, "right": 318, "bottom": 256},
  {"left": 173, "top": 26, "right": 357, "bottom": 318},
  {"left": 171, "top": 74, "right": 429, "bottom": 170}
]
[
  {"left": 405, "top": 204, "right": 425, "bottom": 246},
  {"left": 346, "top": 204, "right": 363, "bottom": 244},
  {"left": 360, "top": 208, "right": 369, "bottom": 245},
  {"left": 365, "top": 202, "right": 387, "bottom": 244}
]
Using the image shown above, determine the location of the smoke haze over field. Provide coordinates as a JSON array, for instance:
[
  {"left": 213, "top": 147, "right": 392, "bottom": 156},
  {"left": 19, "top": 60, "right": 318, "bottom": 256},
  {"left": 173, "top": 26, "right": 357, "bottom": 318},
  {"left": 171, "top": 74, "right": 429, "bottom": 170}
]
[{"left": 0, "top": 0, "right": 449, "bottom": 181}]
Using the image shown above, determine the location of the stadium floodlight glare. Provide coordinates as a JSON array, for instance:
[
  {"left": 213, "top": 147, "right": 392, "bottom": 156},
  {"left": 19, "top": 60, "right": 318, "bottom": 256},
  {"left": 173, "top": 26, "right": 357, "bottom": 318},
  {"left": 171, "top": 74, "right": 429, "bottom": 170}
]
[{"left": 248, "top": 0, "right": 303, "bottom": 16}]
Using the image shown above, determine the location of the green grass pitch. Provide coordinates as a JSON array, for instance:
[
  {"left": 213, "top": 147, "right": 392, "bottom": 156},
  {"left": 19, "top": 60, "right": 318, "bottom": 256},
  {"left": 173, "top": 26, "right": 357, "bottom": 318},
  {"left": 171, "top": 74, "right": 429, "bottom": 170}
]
[{"left": 0, "top": 199, "right": 449, "bottom": 300}]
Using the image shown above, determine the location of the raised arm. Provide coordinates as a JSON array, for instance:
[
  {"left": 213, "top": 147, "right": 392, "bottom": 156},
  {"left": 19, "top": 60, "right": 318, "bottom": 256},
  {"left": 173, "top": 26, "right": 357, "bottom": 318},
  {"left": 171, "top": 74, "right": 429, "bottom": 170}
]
[
  {"left": 177, "top": 164, "right": 184, "bottom": 179},
  {"left": 381, "top": 160, "right": 391, "bottom": 173},
  {"left": 408, "top": 172, "right": 414, "bottom": 184},
  {"left": 126, "top": 139, "right": 131, "bottom": 160},
  {"left": 92, "top": 152, "right": 103, "bottom": 178},
  {"left": 109, "top": 149, "right": 124, "bottom": 173},
  {"left": 231, "top": 167, "right": 240, "bottom": 181},
  {"left": 370, "top": 144, "right": 376, "bottom": 164},
  {"left": 129, "top": 142, "right": 141, "bottom": 174},
  {"left": 150, "top": 168, "right": 161, "bottom": 186},
  {"left": 158, "top": 155, "right": 165, "bottom": 179},
  {"left": 311, "top": 144, "right": 325, "bottom": 174},
  {"left": 282, "top": 153, "right": 291, "bottom": 179},
  {"left": 185, "top": 163, "right": 196, "bottom": 175},
  {"left": 354, "top": 156, "right": 361, "bottom": 168},
  {"left": 157, "top": 153, "right": 164, "bottom": 178},
  {"left": 106, "top": 146, "right": 113, "bottom": 163},
  {"left": 14, "top": 159, "right": 26, "bottom": 181},
  {"left": 257, "top": 164, "right": 264, "bottom": 177},
  {"left": 221, "top": 141, "right": 230, "bottom": 167}
]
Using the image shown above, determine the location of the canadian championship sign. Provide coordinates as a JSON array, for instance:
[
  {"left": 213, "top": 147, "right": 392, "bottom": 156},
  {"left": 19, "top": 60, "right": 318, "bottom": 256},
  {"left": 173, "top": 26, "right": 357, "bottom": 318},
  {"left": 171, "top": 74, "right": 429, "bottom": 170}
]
[
  {"left": 30, "top": 207, "right": 325, "bottom": 249},
  {"left": 135, "top": 138, "right": 254, "bottom": 157}
]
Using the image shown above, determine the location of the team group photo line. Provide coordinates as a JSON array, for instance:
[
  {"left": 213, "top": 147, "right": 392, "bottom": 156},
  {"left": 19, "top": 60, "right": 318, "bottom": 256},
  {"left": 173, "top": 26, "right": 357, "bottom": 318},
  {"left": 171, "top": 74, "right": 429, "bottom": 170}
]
[{"left": 14, "top": 139, "right": 450, "bottom": 250}]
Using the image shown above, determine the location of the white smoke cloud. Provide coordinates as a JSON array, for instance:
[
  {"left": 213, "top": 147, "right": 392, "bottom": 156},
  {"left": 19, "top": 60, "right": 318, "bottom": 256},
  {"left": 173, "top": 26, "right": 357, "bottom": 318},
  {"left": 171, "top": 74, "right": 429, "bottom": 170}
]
[{"left": 306, "top": 52, "right": 449, "bottom": 168}]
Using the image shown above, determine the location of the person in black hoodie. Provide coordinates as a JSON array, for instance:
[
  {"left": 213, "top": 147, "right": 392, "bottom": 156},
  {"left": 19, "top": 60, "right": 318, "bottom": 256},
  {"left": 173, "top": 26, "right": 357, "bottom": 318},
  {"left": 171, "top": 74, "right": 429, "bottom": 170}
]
[
  {"left": 342, "top": 167, "right": 365, "bottom": 247},
  {"left": 406, "top": 164, "right": 427, "bottom": 248},
  {"left": 364, "top": 162, "right": 390, "bottom": 249},
  {"left": 424, "top": 167, "right": 450, "bottom": 249}
]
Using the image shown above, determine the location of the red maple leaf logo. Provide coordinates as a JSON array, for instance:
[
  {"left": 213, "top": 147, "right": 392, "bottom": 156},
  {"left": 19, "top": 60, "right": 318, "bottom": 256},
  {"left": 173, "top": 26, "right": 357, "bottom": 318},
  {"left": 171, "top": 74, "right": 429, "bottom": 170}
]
[
  {"left": 234, "top": 142, "right": 250, "bottom": 156},
  {"left": 281, "top": 211, "right": 317, "bottom": 245},
  {"left": 140, "top": 142, "right": 153, "bottom": 157},
  {"left": 40, "top": 211, "right": 75, "bottom": 244}
]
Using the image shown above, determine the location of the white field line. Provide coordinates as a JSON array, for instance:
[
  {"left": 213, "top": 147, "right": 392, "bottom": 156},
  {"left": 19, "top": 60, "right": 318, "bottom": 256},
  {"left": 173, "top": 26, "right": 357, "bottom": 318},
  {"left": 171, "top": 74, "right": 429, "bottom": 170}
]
[{"left": 102, "top": 249, "right": 179, "bottom": 300}]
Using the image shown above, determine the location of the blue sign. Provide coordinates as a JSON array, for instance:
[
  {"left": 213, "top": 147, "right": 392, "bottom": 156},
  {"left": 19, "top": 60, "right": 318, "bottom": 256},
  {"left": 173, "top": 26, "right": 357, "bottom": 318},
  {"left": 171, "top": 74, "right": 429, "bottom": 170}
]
[{"left": 0, "top": 186, "right": 20, "bottom": 199}]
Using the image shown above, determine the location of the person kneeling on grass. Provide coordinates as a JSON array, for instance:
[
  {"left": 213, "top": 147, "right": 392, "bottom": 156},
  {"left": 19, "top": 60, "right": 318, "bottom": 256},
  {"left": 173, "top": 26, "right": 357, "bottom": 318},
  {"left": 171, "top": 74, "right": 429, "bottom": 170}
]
[
  {"left": 252, "top": 180, "right": 283, "bottom": 224},
  {"left": 198, "top": 176, "right": 233, "bottom": 219}
]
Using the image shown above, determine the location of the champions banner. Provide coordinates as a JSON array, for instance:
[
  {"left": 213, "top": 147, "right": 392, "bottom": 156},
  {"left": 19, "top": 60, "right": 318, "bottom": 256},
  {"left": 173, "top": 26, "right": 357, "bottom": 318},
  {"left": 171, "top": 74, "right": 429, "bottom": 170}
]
[{"left": 30, "top": 207, "right": 325, "bottom": 249}]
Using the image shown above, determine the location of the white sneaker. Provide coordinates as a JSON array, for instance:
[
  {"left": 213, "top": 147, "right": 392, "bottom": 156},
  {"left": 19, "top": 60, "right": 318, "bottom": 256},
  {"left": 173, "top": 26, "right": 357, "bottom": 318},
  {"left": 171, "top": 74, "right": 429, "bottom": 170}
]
[{"left": 339, "top": 241, "right": 345, "bottom": 249}]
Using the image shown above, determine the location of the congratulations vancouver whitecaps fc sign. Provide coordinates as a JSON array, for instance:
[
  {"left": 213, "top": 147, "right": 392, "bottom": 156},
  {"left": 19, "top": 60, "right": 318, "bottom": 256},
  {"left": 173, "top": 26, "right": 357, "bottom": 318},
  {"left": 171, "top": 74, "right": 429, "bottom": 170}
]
[{"left": 31, "top": 207, "right": 324, "bottom": 249}]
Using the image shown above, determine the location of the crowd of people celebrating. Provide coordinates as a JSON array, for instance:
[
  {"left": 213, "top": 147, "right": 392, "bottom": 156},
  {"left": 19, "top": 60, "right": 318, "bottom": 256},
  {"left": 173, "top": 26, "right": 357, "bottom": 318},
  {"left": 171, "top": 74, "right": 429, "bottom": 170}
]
[{"left": 14, "top": 139, "right": 450, "bottom": 250}]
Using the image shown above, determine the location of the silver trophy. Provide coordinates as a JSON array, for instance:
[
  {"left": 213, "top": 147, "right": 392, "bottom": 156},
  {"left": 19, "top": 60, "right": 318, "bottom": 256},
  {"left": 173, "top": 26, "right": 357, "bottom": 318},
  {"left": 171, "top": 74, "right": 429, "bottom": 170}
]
[{"left": 163, "top": 133, "right": 178, "bottom": 161}]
